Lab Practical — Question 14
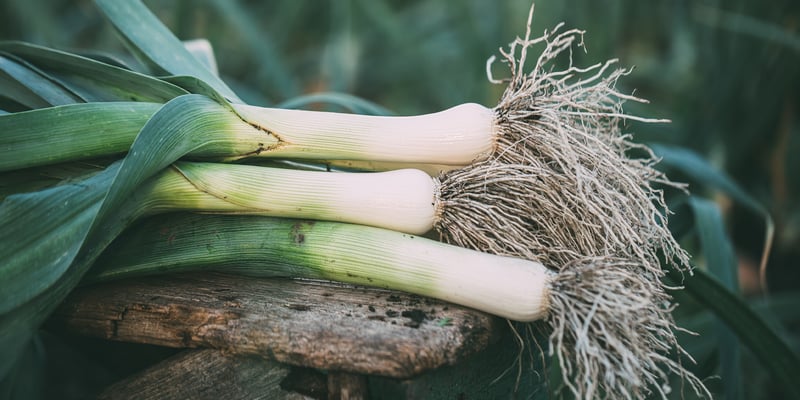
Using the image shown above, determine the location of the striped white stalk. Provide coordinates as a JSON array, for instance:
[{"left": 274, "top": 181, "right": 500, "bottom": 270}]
[
  {"left": 140, "top": 162, "right": 438, "bottom": 234},
  {"left": 232, "top": 102, "right": 497, "bottom": 164}
]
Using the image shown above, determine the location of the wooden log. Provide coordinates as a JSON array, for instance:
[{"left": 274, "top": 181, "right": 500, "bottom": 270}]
[
  {"left": 97, "top": 349, "right": 308, "bottom": 400},
  {"left": 49, "top": 272, "right": 501, "bottom": 378}
]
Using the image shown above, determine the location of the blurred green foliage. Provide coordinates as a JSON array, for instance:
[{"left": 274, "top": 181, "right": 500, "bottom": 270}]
[{"left": 1, "top": 0, "right": 798, "bottom": 398}]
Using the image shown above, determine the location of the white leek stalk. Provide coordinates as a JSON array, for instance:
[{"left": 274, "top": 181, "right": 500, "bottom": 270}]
[
  {"left": 232, "top": 102, "right": 497, "bottom": 164},
  {"left": 141, "top": 162, "right": 437, "bottom": 234}
]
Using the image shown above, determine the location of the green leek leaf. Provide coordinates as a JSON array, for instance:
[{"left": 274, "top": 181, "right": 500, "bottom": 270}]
[
  {"left": 0, "top": 41, "right": 188, "bottom": 104},
  {"left": 0, "top": 102, "right": 161, "bottom": 172},
  {"left": 0, "top": 93, "right": 247, "bottom": 379},
  {"left": 0, "top": 55, "right": 78, "bottom": 108}
]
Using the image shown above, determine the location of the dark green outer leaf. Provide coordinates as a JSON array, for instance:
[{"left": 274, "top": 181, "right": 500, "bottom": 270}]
[
  {"left": 0, "top": 80, "right": 50, "bottom": 110},
  {"left": 93, "top": 0, "right": 241, "bottom": 103},
  {"left": 0, "top": 159, "right": 111, "bottom": 200},
  {"left": 0, "top": 94, "right": 246, "bottom": 379},
  {"left": 0, "top": 55, "right": 78, "bottom": 108},
  {"left": 0, "top": 167, "right": 110, "bottom": 314},
  {"left": 0, "top": 102, "right": 161, "bottom": 172},
  {"left": 667, "top": 268, "right": 800, "bottom": 400},
  {"left": 0, "top": 41, "right": 188, "bottom": 103}
]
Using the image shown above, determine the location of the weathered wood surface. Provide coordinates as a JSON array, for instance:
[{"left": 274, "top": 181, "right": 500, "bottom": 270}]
[
  {"left": 97, "top": 349, "right": 309, "bottom": 400},
  {"left": 49, "top": 272, "right": 501, "bottom": 378}
]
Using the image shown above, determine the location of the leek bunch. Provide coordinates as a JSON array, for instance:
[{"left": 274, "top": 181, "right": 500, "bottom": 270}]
[{"left": 0, "top": 1, "right": 710, "bottom": 398}]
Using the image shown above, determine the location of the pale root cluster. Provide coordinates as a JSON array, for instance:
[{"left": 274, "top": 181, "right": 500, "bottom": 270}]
[{"left": 435, "top": 6, "right": 710, "bottom": 399}]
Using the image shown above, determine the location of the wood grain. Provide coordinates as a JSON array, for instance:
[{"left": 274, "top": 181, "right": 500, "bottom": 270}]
[{"left": 49, "top": 272, "right": 501, "bottom": 378}]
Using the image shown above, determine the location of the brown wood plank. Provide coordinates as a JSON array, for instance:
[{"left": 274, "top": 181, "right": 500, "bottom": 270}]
[
  {"left": 49, "top": 272, "right": 500, "bottom": 378},
  {"left": 97, "top": 349, "right": 308, "bottom": 400}
]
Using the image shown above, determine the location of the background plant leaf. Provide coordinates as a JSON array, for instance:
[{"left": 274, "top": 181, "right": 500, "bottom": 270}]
[
  {"left": 276, "top": 91, "right": 393, "bottom": 115},
  {"left": 654, "top": 143, "right": 775, "bottom": 291},
  {"left": 688, "top": 197, "right": 742, "bottom": 400},
  {"left": 666, "top": 267, "right": 800, "bottom": 399},
  {"left": 93, "top": 0, "right": 241, "bottom": 103}
]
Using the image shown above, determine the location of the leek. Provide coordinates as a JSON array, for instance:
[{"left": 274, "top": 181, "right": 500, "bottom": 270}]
[
  {"left": 88, "top": 214, "right": 551, "bottom": 322},
  {"left": 0, "top": 101, "right": 488, "bottom": 172},
  {"left": 140, "top": 162, "right": 436, "bottom": 234}
]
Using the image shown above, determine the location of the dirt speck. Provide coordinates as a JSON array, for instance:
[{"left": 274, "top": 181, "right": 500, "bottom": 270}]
[{"left": 401, "top": 309, "right": 426, "bottom": 323}]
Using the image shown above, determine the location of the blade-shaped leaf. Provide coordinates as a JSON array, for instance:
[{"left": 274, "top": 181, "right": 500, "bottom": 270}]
[
  {"left": 0, "top": 102, "right": 161, "bottom": 172},
  {"left": 93, "top": 0, "right": 241, "bottom": 103},
  {"left": 688, "top": 198, "right": 738, "bottom": 289},
  {"left": 183, "top": 39, "right": 219, "bottom": 77},
  {"left": 651, "top": 144, "right": 763, "bottom": 212},
  {"left": 0, "top": 93, "right": 257, "bottom": 379},
  {"left": 0, "top": 165, "right": 112, "bottom": 314},
  {"left": 0, "top": 54, "right": 79, "bottom": 108},
  {"left": 0, "top": 159, "right": 111, "bottom": 200},
  {"left": 688, "top": 197, "right": 742, "bottom": 400},
  {"left": 0, "top": 41, "right": 188, "bottom": 103},
  {"left": 653, "top": 143, "right": 774, "bottom": 290},
  {"left": 667, "top": 268, "right": 800, "bottom": 400}
]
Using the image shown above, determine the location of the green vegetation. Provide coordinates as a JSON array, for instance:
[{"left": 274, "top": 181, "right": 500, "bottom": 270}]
[{"left": 1, "top": 0, "right": 798, "bottom": 399}]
